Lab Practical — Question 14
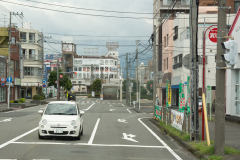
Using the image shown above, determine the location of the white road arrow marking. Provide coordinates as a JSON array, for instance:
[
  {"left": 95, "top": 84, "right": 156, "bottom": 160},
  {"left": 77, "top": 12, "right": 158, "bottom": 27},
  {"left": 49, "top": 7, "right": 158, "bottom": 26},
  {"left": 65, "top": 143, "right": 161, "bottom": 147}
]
[
  {"left": 0, "top": 118, "right": 12, "bottom": 123},
  {"left": 118, "top": 119, "right": 128, "bottom": 123},
  {"left": 109, "top": 109, "right": 115, "bottom": 111},
  {"left": 122, "top": 133, "right": 138, "bottom": 143}
]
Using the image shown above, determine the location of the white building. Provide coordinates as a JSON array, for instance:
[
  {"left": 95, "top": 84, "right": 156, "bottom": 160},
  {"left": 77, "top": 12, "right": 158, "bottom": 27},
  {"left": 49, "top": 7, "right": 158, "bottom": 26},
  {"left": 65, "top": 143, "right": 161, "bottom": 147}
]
[
  {"left": 19, "top": 27, "right": 44, "bottom": 98},
  {"left": 71, "top": 55, "right": 119, "bottom": 93},
  {"left": 171, "top": 13, "right": 235, "bottom": 106}
]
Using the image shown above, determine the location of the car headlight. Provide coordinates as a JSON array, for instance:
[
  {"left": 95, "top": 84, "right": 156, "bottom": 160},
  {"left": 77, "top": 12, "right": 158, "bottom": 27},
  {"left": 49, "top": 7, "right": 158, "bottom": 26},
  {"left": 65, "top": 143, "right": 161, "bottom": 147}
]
[
  {"left": 42, "top": 119, "right": 47, "bottom": 125},
  {"left": 71, "top": 120, "right": 77, "bottom": 126}
]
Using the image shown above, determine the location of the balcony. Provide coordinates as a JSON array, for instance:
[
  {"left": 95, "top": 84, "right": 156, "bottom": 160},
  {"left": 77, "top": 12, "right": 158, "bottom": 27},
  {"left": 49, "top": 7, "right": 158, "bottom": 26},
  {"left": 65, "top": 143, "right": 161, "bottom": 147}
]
[
  {"left": 173, "top": 34, "right": 178, "bottom": 41},
  {"left": 160, "top": 0, "right": 190, "bottom": 10},
  {"left": 173, "top": 62, "right": 182, "bottom": 69}
]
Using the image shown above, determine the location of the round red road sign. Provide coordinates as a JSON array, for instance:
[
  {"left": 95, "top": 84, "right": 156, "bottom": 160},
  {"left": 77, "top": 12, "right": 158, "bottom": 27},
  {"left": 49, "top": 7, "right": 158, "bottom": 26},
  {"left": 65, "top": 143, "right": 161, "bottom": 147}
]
[
  {"left": 208, "top": 28, "right": 218, "bottom": 43},
  {"left": 60, "top": 75, "right": 63, "bottom": 78},
  {"left": 55, "top": 81, "right": 58, "bottom": 84},
  {"left": 0, "top": 77, "right": 6, "bottom": 82}
]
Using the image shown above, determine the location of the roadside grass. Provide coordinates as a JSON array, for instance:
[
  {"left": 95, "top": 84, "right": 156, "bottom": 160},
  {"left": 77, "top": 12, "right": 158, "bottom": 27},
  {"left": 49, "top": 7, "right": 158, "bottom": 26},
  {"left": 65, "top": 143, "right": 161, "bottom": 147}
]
[
  {"left": 159, "top": 121, "right": 190, "bottom": 141},
  {"left": 158, "top": 120, "right": 240, "bottom": 160}
]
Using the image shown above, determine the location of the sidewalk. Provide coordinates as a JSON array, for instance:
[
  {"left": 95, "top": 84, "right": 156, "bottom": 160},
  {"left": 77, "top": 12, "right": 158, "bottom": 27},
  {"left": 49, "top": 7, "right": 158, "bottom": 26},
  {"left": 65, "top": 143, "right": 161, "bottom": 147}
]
[
  {"left": 0, "top": 96, "right": 60, "bottom": 112},
  {"left": 133, "top": 103, "right": 240, "bottom": 151}
]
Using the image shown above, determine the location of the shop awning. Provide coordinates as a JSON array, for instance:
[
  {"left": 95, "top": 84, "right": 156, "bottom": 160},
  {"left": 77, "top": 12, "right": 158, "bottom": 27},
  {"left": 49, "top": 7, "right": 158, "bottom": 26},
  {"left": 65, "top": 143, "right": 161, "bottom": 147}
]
[{"left": 171, "top": 85, "right": 179, "bottom": 89}]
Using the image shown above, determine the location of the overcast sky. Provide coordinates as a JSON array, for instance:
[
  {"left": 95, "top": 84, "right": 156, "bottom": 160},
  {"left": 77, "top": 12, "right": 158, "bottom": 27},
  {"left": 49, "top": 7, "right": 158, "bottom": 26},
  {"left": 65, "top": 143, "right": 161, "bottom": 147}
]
[{"left": 0, "top": 0, "right": 153, "bottom": 78}]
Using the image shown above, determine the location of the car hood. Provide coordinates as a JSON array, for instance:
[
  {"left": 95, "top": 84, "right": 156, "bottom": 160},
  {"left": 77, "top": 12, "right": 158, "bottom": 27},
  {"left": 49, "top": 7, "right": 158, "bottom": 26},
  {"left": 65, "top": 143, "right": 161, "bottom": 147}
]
[{"left": 42, "top": 115, "right": 78, "bottom": 122}]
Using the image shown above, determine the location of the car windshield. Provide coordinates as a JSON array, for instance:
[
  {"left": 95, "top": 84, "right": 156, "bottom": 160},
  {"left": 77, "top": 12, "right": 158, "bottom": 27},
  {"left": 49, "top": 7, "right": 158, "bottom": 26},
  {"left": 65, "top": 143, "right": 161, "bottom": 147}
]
[{"left": 44, "top": 103, "right": 77, "bottom": 115}]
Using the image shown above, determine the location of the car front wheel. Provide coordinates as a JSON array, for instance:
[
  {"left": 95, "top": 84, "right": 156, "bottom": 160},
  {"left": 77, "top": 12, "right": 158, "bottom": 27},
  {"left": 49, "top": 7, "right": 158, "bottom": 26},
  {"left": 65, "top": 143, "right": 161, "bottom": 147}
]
[{"left": 75, "top": 128, "right": 81, "bottom": 140}]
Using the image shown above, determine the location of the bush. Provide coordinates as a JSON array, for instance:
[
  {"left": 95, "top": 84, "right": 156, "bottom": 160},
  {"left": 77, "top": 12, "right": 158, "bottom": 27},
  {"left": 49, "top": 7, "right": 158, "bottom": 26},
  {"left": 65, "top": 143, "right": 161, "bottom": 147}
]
[
  {"left": 10, "top": 100, "right": 14, "bottom": 103},
  {"left": 20, "top": 98, "right": 25, "bottom": 103},
  {"left": 14, "top": 100, "right": 19, "bottom": 103},
  {"left": 33, "top": 95, "right": 44, "bottom": 100},
  {"left": 95, "top": 93, "right": 100, "bottom": 98},
  {"left": 87, "top": 94, "right": 92, "bottom": 98}
]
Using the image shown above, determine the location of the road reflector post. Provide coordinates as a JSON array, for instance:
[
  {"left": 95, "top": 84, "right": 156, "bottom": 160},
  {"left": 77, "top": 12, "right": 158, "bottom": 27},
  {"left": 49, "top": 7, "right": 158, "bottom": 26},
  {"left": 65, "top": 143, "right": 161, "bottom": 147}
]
[
  {"left": 188, "top": 113, "right": 190, "bottom": 134},
  {"left": 183, "top": 110, "right": 187, "bottom": 133},
  {"left": 163, "top": 107, "right": 166, "bottom": 123},
  {"left": 202, "top": 93, "right": 210, "bottom": 146}
]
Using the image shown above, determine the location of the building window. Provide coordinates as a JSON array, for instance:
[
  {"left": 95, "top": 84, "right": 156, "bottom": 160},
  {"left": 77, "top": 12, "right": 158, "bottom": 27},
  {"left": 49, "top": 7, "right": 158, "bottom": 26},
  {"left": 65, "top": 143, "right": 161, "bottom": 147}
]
[
  {"left": 113, "top": 53, "right": 115, "bottom": 55},
  {"left": 20, "top": 32, "right": 26, "bottom": 42},
  {"left": 74, "top": 67, "right": 77, "bottom": 71},
  {"left": 29, "top": 49, "right": 35, "bottom": 60},
  {"left": 164, "top": 36, "right": 166, "bottom": 47},
  {"left": 72, "top": 81, "right": 76, "bottom": 84},
  {"left": 0, "top": 61, "right": 6, "bottom": 78},
  {"left": 29, "top": 33, "right": 35, "bottom": 43},
  {"left": 167, "top": 58, "right": 168, "bottom": 70},
  {"left": 173, "top": 26, "right": 178, "bottom": 41},
  {"left": 78, "top": 81, "right": 81, "bottom": 84},
  {"left": 10, "top": 60, "right": 14, "bottom": 78},
  {"left": 179, "top": 54, "right": 182, "bottom": 63},
  {"left": 24, "top": 67, "right": 41, "bottom": 77},
  {"left": 78, "top": 67, "right": 82, "bottom": 71},
  {"left": 167, "top": 34, "right": 168, "bottom": 46},
  {"left": 15, "top": 61, "right": 19, "bottom": 71},
  {"left": 235, "top": 1, "right": 240, "bottom": 13},
  {"left": 96, "top": 67, "right": 99, "bottom": 71},
  {"left": 174, "top": 57, "right": 178, "bottom": 64},
  {"left": 22, "top": 49, "right": 26, "bottom": 59},
  {"left": 105, "top": 60, "right": 109, "bottom": 65},
  {"left": 164, "top": 59, "right": 166, "bottom": 70},
  {"left": 186, "top": 27, "right": 190, "bottom": 39},
  {"left": 115, "top": 61, "right": 117, "bottom": 66}
]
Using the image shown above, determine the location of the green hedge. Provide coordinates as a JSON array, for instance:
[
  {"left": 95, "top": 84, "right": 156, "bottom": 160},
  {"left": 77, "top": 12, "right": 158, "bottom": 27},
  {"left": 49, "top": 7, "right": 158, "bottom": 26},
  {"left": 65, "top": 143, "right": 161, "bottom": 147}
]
[
  {"left": 87, "top": 94, "right": 91, "bottom": 98},
  {"left": 33, "top": 95, "right": 44, "bottom": 100}
]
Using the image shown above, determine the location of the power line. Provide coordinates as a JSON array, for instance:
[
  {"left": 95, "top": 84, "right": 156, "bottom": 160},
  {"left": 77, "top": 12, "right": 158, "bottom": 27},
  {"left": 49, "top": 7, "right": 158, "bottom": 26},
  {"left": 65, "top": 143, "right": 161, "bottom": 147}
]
[{"left": 0, "top": 0, "right": 153, "bottom": 20}]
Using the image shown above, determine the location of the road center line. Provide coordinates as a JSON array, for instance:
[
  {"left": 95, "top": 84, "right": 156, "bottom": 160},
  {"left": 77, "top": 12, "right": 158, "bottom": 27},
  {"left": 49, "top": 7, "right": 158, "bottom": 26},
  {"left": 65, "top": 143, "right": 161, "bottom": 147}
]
[
  {"left": 138, "top": 118, "right": 182, "bottom": 160},
  {"left": 88, "top": 118, "right": 100, "bottom": 145},
  {"left": 127, "top": 108, "right": 132, "bottom": 113},
  {"left": 0, "top": 127, "right": 39, "bottom": 149}
]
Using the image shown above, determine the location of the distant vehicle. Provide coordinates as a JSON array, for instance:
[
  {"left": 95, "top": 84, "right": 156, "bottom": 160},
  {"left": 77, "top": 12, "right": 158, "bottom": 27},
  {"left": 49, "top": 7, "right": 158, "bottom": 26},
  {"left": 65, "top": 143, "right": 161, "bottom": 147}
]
[
  {"left": 38, "top": 101, "right": 84, "bottom": 140},
  {"left": 68, "top": 92, "right": 76, "bottom": 101}
]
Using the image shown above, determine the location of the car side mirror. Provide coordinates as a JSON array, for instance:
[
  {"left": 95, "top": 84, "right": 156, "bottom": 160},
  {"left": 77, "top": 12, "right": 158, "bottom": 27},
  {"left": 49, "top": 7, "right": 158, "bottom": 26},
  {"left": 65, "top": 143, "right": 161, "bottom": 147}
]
[
  {"left": 79, "top": 110, "right": 85, "bottom": 116},
  {"left": 38, "top": 110, "right": 43, "bottom": 114}
]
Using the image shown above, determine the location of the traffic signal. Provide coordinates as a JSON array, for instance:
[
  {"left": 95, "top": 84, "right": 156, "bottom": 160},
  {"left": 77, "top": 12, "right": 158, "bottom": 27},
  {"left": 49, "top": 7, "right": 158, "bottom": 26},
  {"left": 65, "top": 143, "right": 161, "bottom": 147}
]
[
  {"left": 221, "top": 40, "right": 238, "bottom": 66},
  {"left": 150, "top": 84, "right": 153, "bottom": 89}
]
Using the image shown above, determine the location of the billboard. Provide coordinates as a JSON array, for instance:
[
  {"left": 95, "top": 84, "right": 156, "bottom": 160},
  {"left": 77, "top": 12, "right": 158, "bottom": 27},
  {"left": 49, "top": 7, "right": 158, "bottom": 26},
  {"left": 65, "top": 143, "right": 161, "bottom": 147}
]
[{"left": 63, "top": 44, "right": 73, "bottom": 52}]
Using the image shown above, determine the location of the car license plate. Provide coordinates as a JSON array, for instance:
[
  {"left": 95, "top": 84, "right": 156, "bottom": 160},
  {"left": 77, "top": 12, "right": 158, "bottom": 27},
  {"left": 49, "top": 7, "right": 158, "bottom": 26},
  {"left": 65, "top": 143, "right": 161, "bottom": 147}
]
[
  {"left": 54, "top": 128, "right": 63, "bottom": 133},
  {"left": 70, "top": 96, "right": 72, "bottom": 97}
]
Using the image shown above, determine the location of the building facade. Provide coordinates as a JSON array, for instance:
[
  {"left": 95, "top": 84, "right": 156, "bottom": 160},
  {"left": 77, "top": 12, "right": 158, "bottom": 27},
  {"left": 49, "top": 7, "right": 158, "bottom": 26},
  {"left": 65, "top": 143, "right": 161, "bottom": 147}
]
[{"left": 19, "top": 27, "right": 44, "bottom": 99}]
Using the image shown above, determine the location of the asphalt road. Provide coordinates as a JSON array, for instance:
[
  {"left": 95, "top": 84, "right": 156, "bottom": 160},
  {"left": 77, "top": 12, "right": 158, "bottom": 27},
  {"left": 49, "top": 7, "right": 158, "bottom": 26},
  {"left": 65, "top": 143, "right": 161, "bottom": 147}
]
[{"left": 0, "top": 97, "right": 197, "bottom": 160}]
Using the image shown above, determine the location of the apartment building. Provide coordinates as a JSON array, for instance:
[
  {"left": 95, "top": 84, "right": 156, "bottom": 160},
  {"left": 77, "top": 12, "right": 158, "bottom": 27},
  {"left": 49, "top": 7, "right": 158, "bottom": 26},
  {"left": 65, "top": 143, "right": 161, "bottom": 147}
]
[
  {"left": 71, "top": 55, "right": 119, "bottom": 93},
  {"left": 19, "top": 27, "right": 44, "bottom": 99}
]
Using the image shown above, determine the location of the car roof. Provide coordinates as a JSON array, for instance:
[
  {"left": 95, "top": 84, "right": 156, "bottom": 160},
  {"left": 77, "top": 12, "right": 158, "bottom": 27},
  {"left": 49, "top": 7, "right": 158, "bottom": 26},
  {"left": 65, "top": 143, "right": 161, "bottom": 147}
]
[{"left": 48, "top": 101, "right": 76, "bottom": 105}]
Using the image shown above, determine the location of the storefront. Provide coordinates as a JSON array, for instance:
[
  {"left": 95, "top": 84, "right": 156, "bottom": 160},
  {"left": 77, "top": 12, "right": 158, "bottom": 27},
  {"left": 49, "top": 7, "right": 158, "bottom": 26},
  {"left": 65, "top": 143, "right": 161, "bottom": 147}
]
[{"left": 0, "top": 88, "right": 6, "bottom": 102}]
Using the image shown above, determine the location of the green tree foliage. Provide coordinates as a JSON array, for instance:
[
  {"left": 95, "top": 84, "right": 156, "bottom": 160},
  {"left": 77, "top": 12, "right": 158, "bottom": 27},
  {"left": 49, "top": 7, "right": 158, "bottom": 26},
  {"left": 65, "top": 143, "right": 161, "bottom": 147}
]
[
  {"left": 147, "top": 80, "right": 153, "bottom": 94},
  {"left": 47, "top": 69, "right": 72, "bottom": 91},
  {"left": 90, "top": 79, "right": 101, "bottom": 93},
  {"left": 141, "top": 87, "right": 147, "bottom": 96},
  {"left": 122, "top": 79, "right": 138, "bottom": 93}
]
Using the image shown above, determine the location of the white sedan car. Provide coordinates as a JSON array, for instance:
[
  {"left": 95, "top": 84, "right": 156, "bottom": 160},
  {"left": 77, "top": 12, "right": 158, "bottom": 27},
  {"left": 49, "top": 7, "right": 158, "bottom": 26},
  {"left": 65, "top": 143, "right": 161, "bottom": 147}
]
[{"left": 38, "top": 101, "right": 84, "bottom": 140}]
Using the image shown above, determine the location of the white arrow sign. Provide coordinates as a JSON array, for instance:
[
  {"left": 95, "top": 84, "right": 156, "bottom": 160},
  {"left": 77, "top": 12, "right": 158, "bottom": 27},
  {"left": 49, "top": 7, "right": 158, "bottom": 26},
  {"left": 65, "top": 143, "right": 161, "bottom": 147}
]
[
  {"left": 110, "top": 109, "right": 115, "bottom": 111},
  {"left": 0, "top": 118, "right": 12, "bottom": 123},
  {"left": 118, "top": 119, "right": 128, "bottom": 123},
  {"left": 122, "top": 133, "right": 138, "bottom": 143}
]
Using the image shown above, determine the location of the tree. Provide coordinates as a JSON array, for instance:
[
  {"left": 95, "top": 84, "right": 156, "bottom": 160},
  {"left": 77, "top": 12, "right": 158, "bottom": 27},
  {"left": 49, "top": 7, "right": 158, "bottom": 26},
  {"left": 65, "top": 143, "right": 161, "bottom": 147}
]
[
  {"left": 47, "top": 69, "right": 72, "bottom": 91},
  {"left": 147, "top": 80, "right": 153, "bottom": 94},
  {"left": 141, "top": 87, "right": 147, "bottom": 96},
  {"left": 90, "top": 79, "right": 101, "bottom": 93},
  {"left": 122, "top": 79, "right": 138, "bottom": 93}
]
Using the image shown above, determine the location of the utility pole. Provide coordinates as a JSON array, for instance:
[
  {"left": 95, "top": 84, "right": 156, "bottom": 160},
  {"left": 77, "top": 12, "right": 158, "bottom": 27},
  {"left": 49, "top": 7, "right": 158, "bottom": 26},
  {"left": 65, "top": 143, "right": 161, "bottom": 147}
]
[
  {"left": 215, "top": 0, "right": 227, "bottom": 155},
  {"left": 129, "top": 53, "right": 131, "bottom": 106},
  {"left": 101, "top": 68, "right": 103, "bottom": 95},
  {"left": 120, "top": 66, "right": 122, "bottom": 102},
  {"left": 190, "top": 0, "right": 199, "bottom": 141},
  {"left": 61, "top": 44, "right": 64, "bottom": 100},
  {"left": 153, "top": 25, "right": 157, "bottom": 115},
  {"left": 136, "top": 40, "right": 139, "bottom": 105},
  {"left": 126, "top": 53, "right": 129, "bottom": 105},
  {"left": 91, "top": 64, "right": 94, "bottom": 85},
  {"left": 57, "top": 59, "right": 59, "bottom": 100},
  {"left": 7, "top": 12, "right": 12, "bottom": 109}
]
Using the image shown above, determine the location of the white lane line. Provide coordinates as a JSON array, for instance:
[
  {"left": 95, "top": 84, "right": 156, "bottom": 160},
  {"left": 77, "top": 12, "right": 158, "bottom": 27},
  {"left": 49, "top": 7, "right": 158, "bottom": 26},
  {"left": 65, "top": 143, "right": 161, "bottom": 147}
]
[
  {"left": 127, "top": 108, "right": 132, "bottom": 113},
  {"left": 11, "top": 142, "right": 71, "bottom": 145},
  {"left": 12, "top": 141, "right": 165, "bottom": 149},
  {"left": 138, "top": 118, "right": 182, "bottom": 160},
  {"left": 83, "top": 103, "right": 95, "bottom": 111},
  {"left": 88, "top": 118, "right": 100, "bottom": 145},
  {"left": 121, "top": 104, "right": 125, "bottom": 107},
  {"left": 0, "top": 127, "right": 39, "bottom": 149},
  {"left": 74, "top": 143, "right": 165, "bottom": 148},
  {"left": 0, "top": 118, "right": 12, "bottom": 123}
]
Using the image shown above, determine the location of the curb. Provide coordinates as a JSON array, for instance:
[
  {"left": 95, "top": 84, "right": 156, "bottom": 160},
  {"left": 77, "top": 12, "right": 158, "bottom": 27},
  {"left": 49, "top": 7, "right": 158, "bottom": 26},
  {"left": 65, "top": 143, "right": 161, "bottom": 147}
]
[
  {"left": 132, "top": 108, "right": 146, "bottom": 114},
  {"left": 149, "top": 118, "right": 208, "bottom": 160},
  {"left": 0, "top": 103, "right": 48, "bottom": 113}
]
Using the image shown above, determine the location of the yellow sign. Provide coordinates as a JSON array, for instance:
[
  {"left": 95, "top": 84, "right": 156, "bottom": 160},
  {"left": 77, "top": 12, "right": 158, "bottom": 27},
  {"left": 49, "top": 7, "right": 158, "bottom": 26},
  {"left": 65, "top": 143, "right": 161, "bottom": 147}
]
[{"left": 168, "top": 84, "right": 171, "bottom": 106}]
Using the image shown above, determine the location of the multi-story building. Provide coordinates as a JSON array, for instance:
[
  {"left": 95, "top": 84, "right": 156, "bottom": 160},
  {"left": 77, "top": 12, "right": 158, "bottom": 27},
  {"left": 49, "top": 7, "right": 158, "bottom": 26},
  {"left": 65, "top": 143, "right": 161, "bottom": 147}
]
[
  {"left": 71, "top": 55, "right": 119, "bottom": 93},
  {"left": 0, "top": 26, "right": 21, "bottom": 103},
  {"left": 19, "top": 27, "right": 44, "bottom": 99}
]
